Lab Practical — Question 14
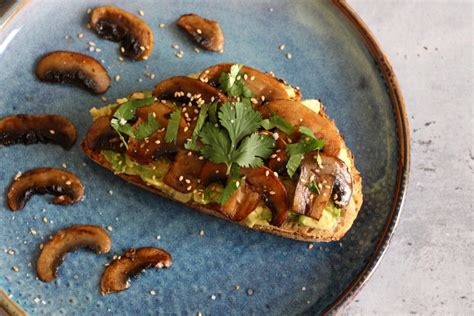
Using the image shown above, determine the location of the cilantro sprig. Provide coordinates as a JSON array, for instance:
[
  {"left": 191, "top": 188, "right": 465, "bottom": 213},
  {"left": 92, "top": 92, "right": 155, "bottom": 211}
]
[
  {"left": 185, "top": 103, "right": 209, "bottom": 151},
  {"left": 286, "top": 126, "right": 325, "bottom": 178},
  {"left": 165, "top": 108, "right": 181, "bottom": 144},
  {"left": 110, "top": 93, "right": 156, "bottom": 148},
  {"left": 261, "top": 114, "right": 294, "bottom": 135},
  {"left": 199, "top": 102, "right": 275, "bottom": 204},
  {"left": 218, "top": 64, "right": 252, "bottom": 98}
]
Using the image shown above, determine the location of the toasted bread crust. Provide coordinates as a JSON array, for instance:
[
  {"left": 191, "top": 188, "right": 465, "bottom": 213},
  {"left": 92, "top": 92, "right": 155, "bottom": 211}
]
[{"left": 80, "top": 130, "right": 362, "bottom": 243}]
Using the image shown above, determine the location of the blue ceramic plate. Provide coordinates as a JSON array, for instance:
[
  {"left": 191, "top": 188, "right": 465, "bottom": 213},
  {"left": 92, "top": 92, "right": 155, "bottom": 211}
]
[{"left": 0, "top": 1, "right": 409, "bottom": 314}]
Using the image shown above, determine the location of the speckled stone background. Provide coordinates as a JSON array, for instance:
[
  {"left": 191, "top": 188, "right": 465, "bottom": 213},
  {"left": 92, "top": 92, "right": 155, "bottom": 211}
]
[{"left": 345, "top": 1, "right": 473, "bottom": 315}]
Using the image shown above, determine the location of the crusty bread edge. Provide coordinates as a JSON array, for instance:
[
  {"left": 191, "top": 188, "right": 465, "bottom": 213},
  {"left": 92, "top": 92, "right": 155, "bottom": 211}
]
[{"left": 81, "top": 136, "right": 362, "bottom": 243}]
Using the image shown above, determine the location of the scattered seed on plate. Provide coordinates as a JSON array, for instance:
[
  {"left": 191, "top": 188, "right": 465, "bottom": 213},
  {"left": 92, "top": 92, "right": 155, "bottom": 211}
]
[
  {"left": 246, "top": 288, "right": 254, "bottom": 296},
  {"left": 118, "top": 56, "right": 124, "bottom": 62},
  {"left": 30, "top": 228, "right": 37, "bottom": 236},
  {"left": 172, "top": 44, "right": 179, "bottom": 49},
  {"left": 307, "top": 244, "right": 314, "bottom": 250},
  {"left": 210, "top": 294, "right": 216, "bottom": 300},
  {"left": 64, "top": 35, "right": 71, "bottom": 40},
  {"left": 12, "top": 266, "right": 19, "bottom": 272},
  {"left": 234, "top": 284, "right": 240, "bottom": 290},
  {"left": 42, "top": 217, "right": 48, "bottom": 223},
  {"left": 302, "top": 286, "right": 306, "bottom": 291},
  {"left": 194, "top": 47, "right": 200, "bottom": 54},
  {"left": 109, "top": 190, "right": 114, "bottom": 195},
  {"left": 175, "top": 51, "right": 184, "bottom": 59},
  {"left": 87, "top": 8, "right": 92, "bottom": 14},
  {"left": 279, "top": 44, "right": 285, "bottom": 50},
  {"left": 106, "top": 226, "right": 113, "bottom": 232},
  {"left": 95, "top": 48, "right": 102, "bottom": 53},
  {"left": 197, "top": 312, "right": 203, "bottom": 316},
  {"left": 156, "top": 235, "right": 161, "bottom": 240},
  {"left": 88, "top": 41, "right": 96, "bottom": 47},
  {"left": 198, "top": 229, "right": 205, "bottom": 236},
  {"left": 77, "top": 33, "right": 84, "bottom": 39},
  {"left": 138, "top": 9, "right": 145, "bottom": 16},
  {"left": 62, "top": 162, "right": 67, "bottom": 168},
  {"left": 101, "top": 96, "right": 108, "bottom": 102},
  {"left": 159, "top": 23, "right": 166, "bottom": 28},
  {"left": 286, "top": 53, "right": 292, "bottom": 60},
  {"left": 149, "top": 290, "right": 156, "bottom": 296},
  {"left": 7, "top": 249, "right": 15, "bottom": 256},
  {"left": 114, "top": 75, "right": 121, "bottom": 82}
]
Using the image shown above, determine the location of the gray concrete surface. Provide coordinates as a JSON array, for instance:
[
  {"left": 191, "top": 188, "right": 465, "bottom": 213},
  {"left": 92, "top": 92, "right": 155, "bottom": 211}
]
[{"left": 343, "top": 1, "right": 473, "bottom": 315}]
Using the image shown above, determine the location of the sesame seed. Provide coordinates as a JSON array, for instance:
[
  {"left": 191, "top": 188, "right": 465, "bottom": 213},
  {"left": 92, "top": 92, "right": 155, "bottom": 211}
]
[
  {"left": 120, "top": 47, "right": 125, "bottom": 53},
  {"left": 115, "top": 75, "right": 121, "bottom": 82},
  {"left": 65, "top": 180, "right": 72, "bottom": 186},
  {"left": 12, "top": 266, "right": 19, "bottom": 272},
  {"left": 138, "top": 10, "right": 145, "bottom": 16},
  {"left": 302, "top": 286, "right": 306, "bottom": 291},
  {"left": 234, "top": 284, "right": 240, "bottom": 290},
  {"left": 64, "top": 35, "right": 71, "bottom": 40},
  {"left": 172, "top": 44, "right": 179, "bottom": 49},
  {"left": 176, "top": 51, "right": 184, "bottom": 58},
  {"left": 269, "top": 191, "right": 276, "bottom": 195},
  {"left": 270, "top": 154, "right": 277, "bottom": 159},
  {"left": 88, "top": 41, "right": 96, "bottom": 47},
  {"left": 250, "top": 75, "right": 255, "bottom": 81},
  {"left": 198, "top": 156, "right": 204, "bottom": 160},
  {"left": 194, "top": 47, "right": 200, "bottom": 54},
  {"left": 106, "top": 226, "right": 113, "bottom": 232},
  {"left": 7, "top": 249, "right": 14, "bottom": 256},
  {"left": 77, "top": 33, "right": 84, "bottom": 39},
  {"left": 210, "top": 294, "right": 216, "bottom": 300},
  {"left": 187, "top": 185, "right": 193, "bottom": 191},
  {"left": 286, "top": 53, "right": 292, "bottom": 59},
  {"left": 140, "top": 46, "right": 145, "bottom": 51},
  {"left": 149, "top": 290, "right": 156, "bottom": 296},
  {"left": 265, "top": 170, "right": 270, "bottom": 177},
  {"left": 179, "top": 176, "right": 184, "bottom": 181},
  {"left": 307, "top": 244, "right": 314, "bottom": 250},
  {"left": 156, "top": 235, "right": 161, "bottom": 240},
  {"left": 187, "top": 151, "right": 192, "bottom": 156},
  {"left": 49, "top": 129, "right": 55, "bottom": 135},
  {"left": 246, "top": 288, "right": 254, "bottom": 296},
  {"left": 273, "top": 172, "right": 279, "bottom": 177},
  {"left": 159, "top": 23, "right": 166, "bottom": 28},
  {"left": 185, "top": 179, "right": 191, "bottom": 184},
  {"left": 155, "top": 139, "right": 161, "bottom": 144},
  {"left": 30, "top": 228, "right": 37, "bottom": 235},
  {"left": 196, "top": 28, "right": 202, "bottom": 34},
  {"left": 279, "top": 44, "right": 285, "bottom": 50},
  {"left": 87, "top": 8, "right": 92, "bottom": 14},
  {"left": 197, "top": 312, "right": 203, "bottom": 316},
  {"left": 109, "top": 190, "right": 113, "bottom": 195},
  {"left": 95, "top": 48, "right": 101, "bottom": 52},
  {"left": 42, "top": 217, "right": 48, "bottom": 223},
  {"left": 142, "top": 56, "right": 149, "bottom": 60},
  {"left": 198, "top": 229, "right": 205, "bottom": 236}
]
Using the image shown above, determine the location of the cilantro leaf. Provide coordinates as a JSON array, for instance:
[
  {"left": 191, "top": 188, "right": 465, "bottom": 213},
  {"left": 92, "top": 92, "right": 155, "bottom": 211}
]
[
  {"left": 285, "top": 126, "right": 325, "bottom": 177},
  {"left": 208, "top": 101, "right": 218, "bottom": 124},
  {"left": 261, "top": 114, "right": 294, "bottom": 135},
  {"left": 232, "top": 133, "right": 275, "bottom": 168},
  {"left": 165, "top": 107, "right": 181, "bottom": 144},
  {"left": 218, "top": 64, "right": 253, "bottom": 98},
  {"left": 199, "top": 122, "right": 232, "bottom": 166},
  {"left": 218, "top": 165, "right": 241, "bottom": 204},
  {"left": 113, "top": 96, "right": 154, "bottom": 121},
  {"left": 286, "top": 154, "right": 304, "bottom": 178},
  {"left": 219, "top": 102, "right": 262, "bottom": 146},
  {"left": 134, "top": 113, "right": 161, "bottom": 140},
  {"left": 185, "top": 104, "right": 209, "bottom": 151},
  {"left": 299, "top": 126, "right": 315, "bottom": 138},
  {"left": 308, "top": 181, "right": 321, "bottom": 194}
]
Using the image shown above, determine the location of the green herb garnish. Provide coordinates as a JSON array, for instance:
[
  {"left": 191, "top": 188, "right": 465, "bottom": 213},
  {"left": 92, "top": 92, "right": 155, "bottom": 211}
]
[
  {"left": 134, "top": 113, "right": 161, "bottom": 140},
  {"left": 261, "top": 114, "right": 294, "bottom": 135},
  {"left": 208, "top": 101, "right": 219, "bottom": 124},
  {"left": 185, "top": 103, "right": 209, "bottom": 151},
  {"left": 307, "top": 181, "right": 321, "bottom": 195},
  {"left": 217, "top": 165, "right": 241, "bottom": 204},
  {"left": 165, "top": 107, "right": 181, "bottom": 144},
  {"left": 218, "top": 64, "right": 252, "bottom": 98},
  {"left": 285, "top": 126, "right": 325, "bottom": 177}
]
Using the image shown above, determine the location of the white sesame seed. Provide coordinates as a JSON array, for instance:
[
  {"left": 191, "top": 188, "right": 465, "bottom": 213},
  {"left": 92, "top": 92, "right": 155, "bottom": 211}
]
[
  {"left": 269, "top": 191, "right": 276, "bottom": 195},
  {"left": 194, "top": 47, "right": 200, "bottom": 54},
  {"left": 140, "top": 46, "right": 145, "bottom": 51},
  {"left": 12, "top": 266, "right": 19, "bottom": 272},
  {"left": 77, "top": 33, "right": 84, "bottom": 39},
  {"left": 172, "top": 44, "right": 179, "bottom": 49},
  {"left": 196, "top": 28, "right": 202, "bottom": 34},
  {"left": 265, "top": 170, "right": 270, "bottom": 176},
  {"left": 118, "top": 56, "right": 124, "bottom": 62},
  {"left": 42, "top": 217, "right": 48, "bottom": 223},
  {"left": 210, "top": 294, "right": 216, "bottom": 300},
  {"left": 138, "top": 10, "right": 145, "bottom": 16},
  {"left": 286, "top": 53, "right": 292, "bottom": 59},
  {"left": 115, "top": 75, "right": 121, "bottom": 82},
  {"left": 109, "top": 190, "right": 113, "bottom": 195},
  {"left": 185, "top": 179, "right": 191, "bottom": 184},
  {"left": 156, "top": 235, "right": 161, "bottom": 240},
  {"left": 279, "top": 44, "right": 285, "bottom": 50},
  {"left": 198, "top": 229, "right": 205, "bottom": 236},
  {"left": 142, "top": 56, "right": 149, "bottom": 60},
  {"left": 187, "top": 185, "right": 193, "bottom": 191},
  {"left": 7, "top": 249, "right": 14, "bottom": 255},
  {"left": 159, "top": 23, "right": 166, "bottom": 28},
  {"left": 49, "top": 129, "right": 55, "bottom": 135},
  {"left": 246, "top": 288, "right": 254, "bottom": 296},
  {"left": 120, "top": 47, "right": 125, "bottom": 53},
  {"left": 302, "top": 286, "right": 306, "bottom": 291},
  {"left": 307, "top": 244, "right": 314, "bottom": 250},
  {"left": 250, "top": 75, "right": 255, "bottom": 81},
  {"left": 106, "top": 226, "right": 113, "bottom": 232},
  {"left": 88, "top": 41, "right": 96, "bottom": 46},
  {"left": 179, "top": 176, "right": 184, "bottom": 181},
  {"left": 149, "top": 290, "right": 156, "bottom": 296},
  {"left": 95, "top": 48, "right": 102, "bottom": 52},
  {"left": 65, "top": 181, "right": 72, "bottom": 186},
  {"left": 30, "top": 228, "right": 37, "bottom": 236}
]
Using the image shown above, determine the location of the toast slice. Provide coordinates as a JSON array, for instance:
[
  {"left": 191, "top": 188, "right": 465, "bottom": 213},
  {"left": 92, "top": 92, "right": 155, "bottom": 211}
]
[{"left": 81, "top": 64, "right": 363, "bottom": 242}]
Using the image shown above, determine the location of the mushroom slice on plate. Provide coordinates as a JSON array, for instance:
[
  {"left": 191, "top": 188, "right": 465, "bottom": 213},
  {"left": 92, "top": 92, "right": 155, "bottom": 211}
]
[
  {"left": 7, "top": 168, "right": 84, "bottom": 211},
  {"left": 292, "top": 154, "right": 352, "bottom": 220},
  {"left": 241, "top": 166, "right": 289, "bottom": 226},
  {"left": 0, "top": 114, "right": 76, "bottom": 149},
  {"left": 37, "top": 225, "right": 112, "bottom": 282},
  {"left": 90, "top": 6, "right": 153, "bottom": 60},
  {"left": 177, "top": 13, "right": 224, "bottom": 52},
  {"left": 152, "top": 76, "right": 228, "bottom": 104},
  {"left": 100, "top": 247, "right": 172, "bottom": 295},
  {"left": 36, "top": 51, "right": 110, "bottom": 94},
  {"left": 198, "top": 63, "right": 291, "bottom": 102}
]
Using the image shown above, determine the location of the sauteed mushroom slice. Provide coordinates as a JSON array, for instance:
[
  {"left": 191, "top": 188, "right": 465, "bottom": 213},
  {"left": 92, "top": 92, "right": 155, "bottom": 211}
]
[
  {"left": 177, "top": 14, "right": 224, "bottom": 52},
  {"left": 221, "top": 182, "right": 260, "bottom": 222},
  {"left": 100, "top": 247, "right": 172, "bottom": 295},
  {"left": 7, "top": 168, "right": 84, "bottom": 211},
  {"left": 198, "top": 63, "right": 291, "bottom": 102},
  {"left": 163, "top": 150, "right": 205, "bottom": 193},
  {"left": 37, "top": 225, "right": 112, "bottom": 282},
  {"left": 84, "top": 115, "right": 124, "bottom": 152},
  {"left": 0, "top": 114, "right": 76, "bottom": 149},
  {"left": 292, "top": 154, "right": 352, "bottom": 220},
  {"left": 36, "top": 51, "right": 110, "bottom": 94},
  {"left": 90, "top": 6, "right": 153, "bottom": 60},
  {"left": 241, "top": 167, "right": 289, "bottom": 226},
  {"left": 264, "top": 100, "right": 343, "bottom": 157},
  {"left": 153, "top": 76, "right": 228, "bottom": 104},
  {"left": 199, "top": 161, "right": 227, "bottom": 186}
]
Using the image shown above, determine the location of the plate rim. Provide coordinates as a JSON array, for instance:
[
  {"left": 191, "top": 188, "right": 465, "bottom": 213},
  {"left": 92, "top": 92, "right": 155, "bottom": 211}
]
[{"left": 0, "top": 0, "right": 410, "bottom": 314}]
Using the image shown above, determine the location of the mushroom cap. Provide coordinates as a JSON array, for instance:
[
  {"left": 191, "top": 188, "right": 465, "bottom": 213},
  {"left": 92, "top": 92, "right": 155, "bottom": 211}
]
[
  {"left": 0, "top": 114, "right": 76, "bottom": 149},
  {"left": 198, "top": 63, "right": 291, "bottom": 102},
  {"left": 36, "top": 51, "right": 110, "bottom": 94},
  {"left": 7, "top": 167, "right": 84, "bottom": 211},
  {"left": 100, "top": 247, "right": 172, "bottom": 295},
  {"left": 90, "top": 6, "right": 153, "bottom": 60},
  {"left": 84, "top": 115, "right": 124, "bottom": 152},
  {"left": 37, "top": 225, "right": 112, "bottom": 282},
  {"left": 177, "top": 13, "right": 224, "bottom": 52}
]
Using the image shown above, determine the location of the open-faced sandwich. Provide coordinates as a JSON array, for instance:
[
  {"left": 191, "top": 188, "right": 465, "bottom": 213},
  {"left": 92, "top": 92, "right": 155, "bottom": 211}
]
[{"left": 81, "top": 63, "right": 362, "bottom": 242}]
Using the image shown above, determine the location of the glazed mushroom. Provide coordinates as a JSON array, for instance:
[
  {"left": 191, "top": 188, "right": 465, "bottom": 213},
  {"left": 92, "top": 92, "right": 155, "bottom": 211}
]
[
  {"left": 36, "top": 51, "right": 110, "bottom": 94},
  {"left": 199, "top": 161, "right": 227, "bottom": 186},
  {"left": 263, "top": 99, "right": 344, "bottom": 157},
  {"left": 7, "top": 168, "right": 84, "bottom": 211},
  {"left": 198, "top": 63, "right": 291, "bottom": 102},
  {"left": 100, "top": 247, "right": 172, "bottom": 295},
  {"left": 37, "top": 225, "right": 112, "bottom": 282},
  {"left": 241, "top": 167, "right": 289, "bottom": 226},
  {"left": 90, "top": 6, "right": 153, "bottom": 60},
  {"left": 163, "top": 150, "right": 205, "bottom": 193},
  {"left": 152, "top": 76, "right": 228, "bottom": 104},
  {"left": 84, "top": 115, "right": 124, "bottom": 152},
  {"left": 221, "top": 181, "right": 260, "bottom": 222},
  {"left": 292, "top": 154, "right": 352, "bottom": 220},
  {"left": 0, "top": 114, "right": 76, "bottom": 150},
  {"left": 177, "top": 14, "right": 224, "bottom": 52}
]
